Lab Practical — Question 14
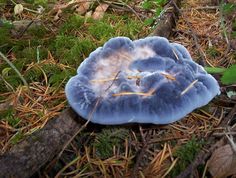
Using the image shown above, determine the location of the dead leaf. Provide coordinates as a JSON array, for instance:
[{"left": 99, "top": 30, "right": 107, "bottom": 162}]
[
  {"left": 75, "top": 1, "right": 91, "bottom": 15},
  {"left": 14, "top": 4, "right": 24, "bottom": 15},
  {"left": 208, "top": 144, "right": 236, "bottom": 178},
  {"left": 92, "top": 3, "right": 109, "bottom": 20},
  {"left": 51, "top": 0, "right": 88, "bottom": 20}
]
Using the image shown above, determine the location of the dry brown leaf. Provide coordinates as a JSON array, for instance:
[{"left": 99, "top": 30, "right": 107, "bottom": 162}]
[
  {"left": 92, "top": 3, "right": 109, "bottom": 20},
  {"left": 208, "top": 144, "right": 236, "bottom": 178},
  {"left": 75, "top": 1, "right": 91, "bottom": 15},
  {"left": 51, "top": 1, "right": 75, "bottom": 21}
]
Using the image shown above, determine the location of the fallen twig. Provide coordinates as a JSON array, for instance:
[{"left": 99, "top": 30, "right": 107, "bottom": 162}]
[
  {"left": 131, "top": 125, "right": 149, "bottom": 178},
  {"left": 0, "top": 108, "right": 81, "bottom": 178}
]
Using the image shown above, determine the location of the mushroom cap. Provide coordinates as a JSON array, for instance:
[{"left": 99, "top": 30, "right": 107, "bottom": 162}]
[{"left": 65, "top": 36, "right": 220, "bottom": 125}]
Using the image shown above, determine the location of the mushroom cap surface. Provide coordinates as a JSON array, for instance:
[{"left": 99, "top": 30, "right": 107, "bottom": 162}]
[{"left": 65, "top": 36, "right": 220, "bottom": 125}]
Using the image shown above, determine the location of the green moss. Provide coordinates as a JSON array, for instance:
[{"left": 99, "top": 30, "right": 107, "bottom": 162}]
[
  {"left": 169, "top": 137, "right": 204, "bottom": 177},
  {"left": 28, "top": 26, "right": 48, "bottom": 38},
  {"left": 0, "top": 105, "right": 21, "bottom": 131},
  {"left": 0, "top": 108, "right": 14, "bottom": 120},
  {"left": 49, "top": 68, "right": 76, "bottom": 87},
  {"left": 222, "top": 3, "right": 236, "bottom": 14},
  {"left": 10, "top": 131, "right": 24, "bottom": 145},
  {"left": 53, "top": 35, "right": 96, "bottom": 66},
  {"left": 117, "top": 19, "right": 144, "bottom": 39},
  {"left": 88, "top": 20, "right": 115, "bottom": 41},
  {"left": 59, "top": 15, "right": 84, "bottom": 35},
  {"left": 0, "top": 20, "right": 13, "bottom": 52},
  {"left": 93, "top": 128, "right": 129, "bottom": 159},
  {"left": 0, "top": 75, "right": 23, "bottom": 92},
  {"left": 6, "top": 115, "right": 21, "bottom": 127},
  {"left": 18, "top": 47, "right": 48, "bottom": 62},
  {"left": 24, "top": 63, "right": 62, "bottom": 83}
]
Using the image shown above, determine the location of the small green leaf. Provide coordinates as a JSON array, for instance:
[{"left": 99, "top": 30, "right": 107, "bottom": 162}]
[
  {"left": 221, "top": 64, "right": 236, "bottom": 85},
  {"left": 204, "top": 67, "right": 226, "bottom": 74}
]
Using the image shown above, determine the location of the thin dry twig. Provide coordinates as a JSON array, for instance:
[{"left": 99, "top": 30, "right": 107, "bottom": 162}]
[{"left": 131, "top": 125, "right": 150, "bottom": 178}]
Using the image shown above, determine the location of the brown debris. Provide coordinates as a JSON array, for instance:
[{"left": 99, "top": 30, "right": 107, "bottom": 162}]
[
  {"left": 92, "top": 3, "right": 109, "bottom": 20},
  {"left": 208, "top": 144, "right": 236, "bottom": 178}
]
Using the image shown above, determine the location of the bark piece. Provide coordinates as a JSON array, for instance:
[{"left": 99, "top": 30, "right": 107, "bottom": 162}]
[
  {"left": 150, "top": 0, "right": 182, "bottom": 38},
  {"left": 0, "top": 108, "right": 81, "bottom": 178}
]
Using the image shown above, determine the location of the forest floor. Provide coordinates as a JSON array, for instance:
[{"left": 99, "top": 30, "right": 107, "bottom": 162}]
[{"left": 0, "top": 0, "right": 236, "bottom": 177}]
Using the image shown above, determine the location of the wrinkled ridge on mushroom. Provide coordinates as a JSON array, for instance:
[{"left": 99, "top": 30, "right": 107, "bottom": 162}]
[{"left": 65, "top": 36, "right": 220, "bottom": 125}]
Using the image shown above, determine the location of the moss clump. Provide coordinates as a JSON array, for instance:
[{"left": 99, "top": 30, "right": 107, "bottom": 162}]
[
  {"left": 169, "top": 137, "right": 204, "bottom": 177},
  {"left": 59, "top": 15, "right": 84, "bottom": 35},
  {"left": 53, "top": 35, "right": 96, "bottom": 66},
  {"left": 93, "top": 128, "right": 129, "bottom": 159},
  {"left": 24, "top": 63, "right": 63, "bottom": 83},
  {"left": 88, "top": 20, "right": 115, "bottom": 41},
  {"left": 0, "top": 107, "right": 21, "bottom": 138},
  {"left": 0, "top": 20, "right": 13, "bottom": 53},
  {"left": 0, "top": 108, "right": 15, "bottom": 120},
  {"left": 10, "top": 131, "right": 24, "bottom": 145},
  {"left": 28, "top": 26, "right": 48, "bottom": 39},
  {"left": 49, "top": 68, "right": 76, "bottom": 87},
  {"left": 0, "top": 75, "right": 23, "bottom": 92},
  {"left": 117, "top": 18, "right": 144, "bottom": 38}
]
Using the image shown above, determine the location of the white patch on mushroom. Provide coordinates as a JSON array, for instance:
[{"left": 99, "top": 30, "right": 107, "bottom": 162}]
[{"left": 133, "top": 46, "right": 156, "bottom": 60}]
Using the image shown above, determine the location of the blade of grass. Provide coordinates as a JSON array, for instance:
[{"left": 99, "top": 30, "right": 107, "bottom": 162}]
[{"left": 0, "top": 51, "right": 28, "bottom": 87}]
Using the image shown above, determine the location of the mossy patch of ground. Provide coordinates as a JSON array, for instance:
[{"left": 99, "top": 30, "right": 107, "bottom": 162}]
[{"left": 0, "top": 0, "right": 152, "bottom": 149}]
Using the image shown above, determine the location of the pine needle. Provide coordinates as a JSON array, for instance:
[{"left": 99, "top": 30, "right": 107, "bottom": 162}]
[{"left": 180, "top": 79, "right": 198, "bottom": 96}]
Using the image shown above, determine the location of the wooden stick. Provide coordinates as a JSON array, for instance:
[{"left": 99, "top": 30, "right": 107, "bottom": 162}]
[{"left": 0, "top": 108, "right": 81, "bottom": 178}]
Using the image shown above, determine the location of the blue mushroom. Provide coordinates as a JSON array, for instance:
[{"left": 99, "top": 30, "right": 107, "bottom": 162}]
[{"left": 65, "top": 36, "right": 220, "bottom": 125}]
